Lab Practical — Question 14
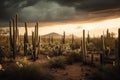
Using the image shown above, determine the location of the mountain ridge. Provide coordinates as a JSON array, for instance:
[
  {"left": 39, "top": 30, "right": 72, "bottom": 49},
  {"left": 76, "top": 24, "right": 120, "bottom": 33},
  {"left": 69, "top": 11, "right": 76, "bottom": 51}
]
[{"left": 41, "top": 32, "right": 79, "bottom": 39}]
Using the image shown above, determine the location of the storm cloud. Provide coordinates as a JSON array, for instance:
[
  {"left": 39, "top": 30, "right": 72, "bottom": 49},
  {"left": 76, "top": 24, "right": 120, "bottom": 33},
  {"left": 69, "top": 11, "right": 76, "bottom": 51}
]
[
  {"left": 0, "top": 0, "right": 120, "bottom": 25},
  {"left": 19, "top": 1, "right": 76, "bottom": 22}
]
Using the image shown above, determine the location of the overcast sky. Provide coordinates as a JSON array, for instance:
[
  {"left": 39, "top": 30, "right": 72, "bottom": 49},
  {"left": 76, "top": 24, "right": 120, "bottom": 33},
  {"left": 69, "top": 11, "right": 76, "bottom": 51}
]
[{"left": 0, "top": 0, "right": 120, "bottom": 26}]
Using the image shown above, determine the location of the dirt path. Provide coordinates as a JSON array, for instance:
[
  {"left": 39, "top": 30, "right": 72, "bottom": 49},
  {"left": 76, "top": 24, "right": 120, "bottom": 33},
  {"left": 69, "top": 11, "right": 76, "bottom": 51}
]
[{"left": 51, "top": 63, "right": 94, "bottom": 80}]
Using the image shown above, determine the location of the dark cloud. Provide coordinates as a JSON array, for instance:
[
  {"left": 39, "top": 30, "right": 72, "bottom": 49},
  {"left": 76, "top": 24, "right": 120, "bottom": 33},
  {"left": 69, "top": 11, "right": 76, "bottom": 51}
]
[
  {"left": 51, "top": 0, "right": 120, "bottom": 11},
  {"left": 19, "top": 0, "right": 76, "bottom": 22},
  {"left": 0, "top": 0, "right": 120, "bottom": 26},
  {"left": 77, "top": 0, "right": 120, "bottom": 11}
]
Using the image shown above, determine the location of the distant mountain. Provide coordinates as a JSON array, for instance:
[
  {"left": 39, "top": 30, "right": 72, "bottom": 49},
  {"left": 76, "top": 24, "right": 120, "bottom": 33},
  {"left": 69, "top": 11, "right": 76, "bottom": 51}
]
[
  {"left": 41, "top": 32, "right": 79, "bottom": 39},
  {"left": 41, "top": 32, "right": 62, "bottom": 39}
]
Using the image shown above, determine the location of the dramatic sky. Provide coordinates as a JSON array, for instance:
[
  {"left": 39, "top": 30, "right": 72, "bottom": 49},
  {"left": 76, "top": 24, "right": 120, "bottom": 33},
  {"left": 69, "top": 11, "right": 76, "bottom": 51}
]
[
  {"left": 0, "top": 0, "right": 120, "bottom": 23},
  {"left": 0, "top": 0, "right": 120, "bottom": 36}
]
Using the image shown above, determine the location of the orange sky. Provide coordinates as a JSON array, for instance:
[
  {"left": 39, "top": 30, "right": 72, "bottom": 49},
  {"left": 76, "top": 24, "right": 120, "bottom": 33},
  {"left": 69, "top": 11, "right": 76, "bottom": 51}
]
[
  {"left": 1, "top": 17, "right": 120, "bottom": 37},
  {"left": 16, "top": 17, "right": 120, "bottom": 37}
]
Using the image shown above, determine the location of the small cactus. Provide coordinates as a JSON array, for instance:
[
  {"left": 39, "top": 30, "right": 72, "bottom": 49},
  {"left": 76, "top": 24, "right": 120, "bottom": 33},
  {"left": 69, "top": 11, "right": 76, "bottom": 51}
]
[
  {"left": 87, "top": 31, "right": 90, "bottom": 43},
  {"left": 62, "top": 31, "right": 65, "bottom": 44}
]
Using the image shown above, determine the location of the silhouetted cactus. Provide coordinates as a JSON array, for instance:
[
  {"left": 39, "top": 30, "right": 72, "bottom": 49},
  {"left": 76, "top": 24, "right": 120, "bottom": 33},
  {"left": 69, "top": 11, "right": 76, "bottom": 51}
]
[
  {"left": 48, "top": 35, "right": 51, "bottom": 45},
  {"left": 117, "top": 28, "right": 120, "bottom": 66},
  {"left": 12, "top": 18, "right": 16, "bottom": 59},
  {"left": 9, "top": 20, "right": 13, "bottom": 51},
  {"left": 106, "top": 29, "right": 110, "bottom": 38},
  {"left": 9, "top": 14, "right": 20, "bottom": 60},
  {"left": 80, "top": 40, "right": 84, "bottom": 62},
  {"left": 72, "top": 34, "right": 74, "bottom": 45},
  {"left": 87, "top": 31, "right": 90, "bottom": 43},
  {"left": 24, "top": 22, "right": 29, "bottom": 56},
  {"left": 62, "top": 31, "right": 65, "bottom": 44},
  {"left": 100, "top": 35, "right": 105, "bottom": 66},
  {"left": 31, "top": 22, "right": 39, "bottom": 61},
  {"left": 82, "top": 30, "right": 87, "bottom": 63},
  {"left": 15, "top": 14, "right": 20, "bottom": 50},
  {"left": 32, "top": 31, "right": 36, "bottom": 61},
  {"left": 38, "top": 36, "right": 41, "bottom": 55}
]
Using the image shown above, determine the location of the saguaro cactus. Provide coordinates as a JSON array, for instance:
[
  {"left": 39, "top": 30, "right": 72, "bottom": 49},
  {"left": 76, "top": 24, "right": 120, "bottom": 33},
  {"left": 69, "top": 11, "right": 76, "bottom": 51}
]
[
  {"left": 48, "top": 35, "right": 51, "bottom": 45},
  {"left": 38, "top": 36, "right": 41, "bottom": 55},
  {"left": 83, "top": 30, "right": 87, "bottom": 63},
  {"left": 80, "top": 40, "right": 84, "bottom": 62},
  {"left": 12, "top": 18, "right": 17, "bottom": 59},
  {"left": 106, "top": 29, "right": 110, "bottom": 38},
  {"left": 72, "top": 34, "right": 74, "bottom": 45},
  {"left": 117, "top": 28, "right": 120, "bottom": 66},
  {"left": 35, "top": 22, "right": 39, "bottom": 58},
  {"left": 9, "top": 20, "right": 13, "bottom": 51},
  {"left": 25, "top": 22, "right": 28, "bottom": 43},
  {"left": 9, "top": 14, "right": 19, "bottom": 60},
  {"left": 100, "top": 34, "right": 105, "bottom": 65},
  {"left": 62, "top": 31, "right": 65, "bottom": 44},
  {"left": 71, "top": 34, "right": 74, "bottom": 50},
  {"left": 24, "top": 22, "right": 29, "bottom": 56},
  {"left": 31, "top": 22, "right": 39, "bottom": 61},
  {"left": 87, "top": 31, "right": 90, "bottom": 43},
  {"left": 15, "top": 14, "right": 20, "bottom": 49},
  {"left": 102, "top": 32, "right": 105, "bottom": 50},
  {"left": 32, "top": 31, "right": 36, "bottom": 61}
]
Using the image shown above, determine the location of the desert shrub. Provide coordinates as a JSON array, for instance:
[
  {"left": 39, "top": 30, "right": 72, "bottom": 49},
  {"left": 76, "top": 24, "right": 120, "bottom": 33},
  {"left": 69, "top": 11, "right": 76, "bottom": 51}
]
[
  {"left": 92, "top": 66, "right": 120, "bottom": 80},
  {"left": 66, "top": 52, "right": 82, "bottom": 64},
  {"left": 0, "top": 63, "right": 54, "bottom": 80},
  {"left": 49, "top": 56, "right": 66, "bottom": 69},
  {"left": 0, "top": 46, "right": 10, "bottom": 63},
  {"left": 70, "top": 42, "right": 80, "bottom": 50}
]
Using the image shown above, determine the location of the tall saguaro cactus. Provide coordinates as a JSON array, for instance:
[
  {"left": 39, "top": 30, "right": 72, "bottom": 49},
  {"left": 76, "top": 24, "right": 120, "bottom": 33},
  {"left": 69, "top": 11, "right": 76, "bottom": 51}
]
[
  {"left": 15, "top": 14, "right": 19, "bottom": 47},
  {"left": 32, "top": 31, "right": 36, "bottom": 61},
  {"left": 9, "top": 20, "right": 13, "bottom": 51},
  {"left": 12, "top": 18, "right": 17, "bottom": 59},
  {"left": 83, "top": 30, "right": 87, "bottom": 63},
  {"left": 100, "top": 34, "right": 105, "bottom": 65},
  {"left": 9, "top": 14, "right": 19, "bottom": 60},
  {"left": 117, "top": 28, "right": 120, "bottom": 66},
  {"left": 32, "top": 22, "right": 39, "bottom": 61},
  {"left": 80, "top": 40, "right": 84, "bottom": 61},
  {"left": 24, "top": 22, "right": 29, "bottom": 56},
  {"left": 25, "top": 22, "right": 28, "bottom": 43}
]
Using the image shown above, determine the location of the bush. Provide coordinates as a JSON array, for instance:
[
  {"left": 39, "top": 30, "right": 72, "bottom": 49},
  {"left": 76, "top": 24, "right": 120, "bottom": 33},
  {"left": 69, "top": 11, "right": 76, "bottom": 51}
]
[
  {"left": 0, "top": 63, "right": 54, "bottom": 80},
  {"left": 92, "top": 66, "right": 120, "bottom": 80},
  {"left": 66, "top": 52, "right": 82, "bottom": 64},
  {"left": 49, "top": 56, "right": 66, "bottom": 69}
]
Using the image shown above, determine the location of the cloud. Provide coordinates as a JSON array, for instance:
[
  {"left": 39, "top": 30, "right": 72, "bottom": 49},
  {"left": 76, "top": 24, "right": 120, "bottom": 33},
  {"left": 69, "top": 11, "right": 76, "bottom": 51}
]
[
  {"left": 19, "top": 1, "right": 76, "bottom": 22},
  {"left": 51, "top": 0, "right": 120, "bottom": 11},
  {"left": 0, "top": 0, "right": 120, "bottom": 26}
]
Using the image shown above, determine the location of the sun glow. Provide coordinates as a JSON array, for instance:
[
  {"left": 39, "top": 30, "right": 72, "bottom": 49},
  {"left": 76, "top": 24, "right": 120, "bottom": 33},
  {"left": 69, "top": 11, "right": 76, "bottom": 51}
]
[{"left": 18, "top": 18, "right": 120, "bottom": 37}]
